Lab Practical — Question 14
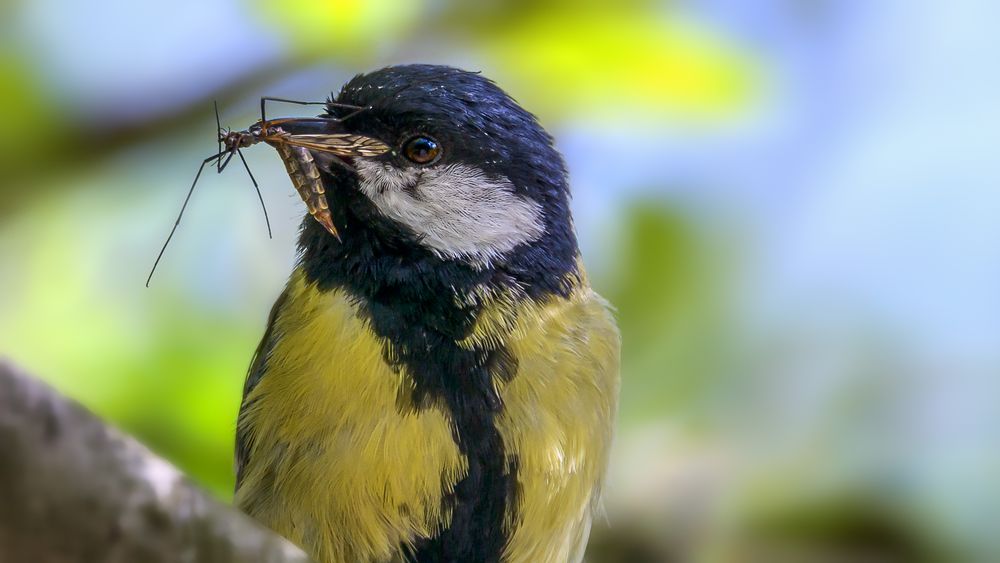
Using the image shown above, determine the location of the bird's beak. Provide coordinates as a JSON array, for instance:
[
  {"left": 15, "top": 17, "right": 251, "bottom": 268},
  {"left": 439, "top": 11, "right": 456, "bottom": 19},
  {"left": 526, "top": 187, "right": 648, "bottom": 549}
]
[{"left": 263, "top": 118, "right": 390, "bottom": 158}]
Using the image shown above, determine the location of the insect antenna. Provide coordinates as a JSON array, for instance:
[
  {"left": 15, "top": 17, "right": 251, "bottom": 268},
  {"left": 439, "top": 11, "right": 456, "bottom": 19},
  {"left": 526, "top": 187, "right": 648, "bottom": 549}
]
[
  {"left": 237, "top": 148, "right": 272, "bottom": 239},
  {"left": 146, "top": 150, "right": 229, "bottom": 287}
]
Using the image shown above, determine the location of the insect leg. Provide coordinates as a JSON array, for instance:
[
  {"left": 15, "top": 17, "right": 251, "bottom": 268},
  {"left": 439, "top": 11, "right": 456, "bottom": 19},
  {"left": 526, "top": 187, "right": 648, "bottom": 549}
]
[
  {"left": 237, "top": 148, "right": 272, "bottom": 239},
  {"left": 259, "top": 96, "right": 364, "bottom": 121},
  {"left": 146, "top": 151, "right": 227, "bottom": 287},
  {"left": 337, "top": 105, "right": 372, "bottom": 122},
  {"left": 260, "top": 97, "right": 327, "bottom": 122},
  {"left": 214, "top": 100, "right": 224, "bottom": 172},
  {"left": 217, "top": 149, "right": 237, "bottom": 172}
]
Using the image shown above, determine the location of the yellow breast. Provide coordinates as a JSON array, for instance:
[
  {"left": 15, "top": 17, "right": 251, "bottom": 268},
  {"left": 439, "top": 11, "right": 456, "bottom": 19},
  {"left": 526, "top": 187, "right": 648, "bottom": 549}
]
[
  {"left": 235, "top": 271, "right": 466, "bottom": 562},
  {"left": 236, "top": 269, "right": 620, "bottom": 563},
  {"left": 475, "top": 286, "right": 620, "bottom": 563}
]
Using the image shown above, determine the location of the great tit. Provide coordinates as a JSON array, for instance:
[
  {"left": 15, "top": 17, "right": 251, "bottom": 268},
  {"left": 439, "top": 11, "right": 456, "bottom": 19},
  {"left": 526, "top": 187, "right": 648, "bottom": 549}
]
[{"left": 234, "top": 64, "right": 620, "bottom": 563}]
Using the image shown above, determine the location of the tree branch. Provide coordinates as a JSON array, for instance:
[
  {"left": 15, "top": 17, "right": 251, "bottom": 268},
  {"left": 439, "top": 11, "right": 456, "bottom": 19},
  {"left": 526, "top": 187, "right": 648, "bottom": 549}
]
[{"left": 0, "top": 358, "right": 310, "bottom": 563}]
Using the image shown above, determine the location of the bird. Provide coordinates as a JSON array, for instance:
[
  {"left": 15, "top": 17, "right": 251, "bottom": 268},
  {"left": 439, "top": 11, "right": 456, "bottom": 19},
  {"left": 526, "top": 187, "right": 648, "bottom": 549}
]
[{"left": 234, "top": 64, "right": 620, "bottom": 563}]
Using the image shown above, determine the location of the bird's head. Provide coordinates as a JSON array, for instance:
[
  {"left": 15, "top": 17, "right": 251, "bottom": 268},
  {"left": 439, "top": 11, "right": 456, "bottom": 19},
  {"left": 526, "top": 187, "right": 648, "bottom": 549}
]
[{"left": 299, "top": 64, "right": 580, "bottom": 299}]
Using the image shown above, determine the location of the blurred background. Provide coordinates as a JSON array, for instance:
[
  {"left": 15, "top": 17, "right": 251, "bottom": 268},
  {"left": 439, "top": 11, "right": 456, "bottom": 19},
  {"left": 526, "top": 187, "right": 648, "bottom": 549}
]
[{"left": 1, "top": 0, "right": 998, "bottom": 561}]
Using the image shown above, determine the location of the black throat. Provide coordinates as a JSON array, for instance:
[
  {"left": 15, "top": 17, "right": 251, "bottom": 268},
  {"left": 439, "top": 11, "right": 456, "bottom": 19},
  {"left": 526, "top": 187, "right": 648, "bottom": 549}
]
[{"left": 297, "top": 177, "right": 577, "bottom": 562}]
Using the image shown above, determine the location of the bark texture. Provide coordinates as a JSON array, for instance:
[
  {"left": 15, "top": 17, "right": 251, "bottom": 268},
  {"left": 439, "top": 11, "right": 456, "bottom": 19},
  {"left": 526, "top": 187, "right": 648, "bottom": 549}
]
[{"left": 0, "top": 359, "right": 310, "bottom": 563}]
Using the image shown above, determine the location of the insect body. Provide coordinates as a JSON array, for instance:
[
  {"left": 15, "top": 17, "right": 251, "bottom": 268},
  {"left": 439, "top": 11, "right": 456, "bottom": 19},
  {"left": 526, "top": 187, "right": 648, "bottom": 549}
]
[
  {"left": 275, "top": 144, "right": 335, "bottom": 238},
  {"left": 146, "top": 99, "right": 388, "bottom": 286},
  {"left": 218, "top": 117, "right": 389, "bottom": 240}
]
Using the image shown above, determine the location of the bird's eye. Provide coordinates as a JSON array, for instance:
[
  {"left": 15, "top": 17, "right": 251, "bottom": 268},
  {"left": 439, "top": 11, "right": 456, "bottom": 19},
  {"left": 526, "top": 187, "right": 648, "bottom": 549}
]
[{"left": 402, "top": 136, "right": 441, "bottom": 165}]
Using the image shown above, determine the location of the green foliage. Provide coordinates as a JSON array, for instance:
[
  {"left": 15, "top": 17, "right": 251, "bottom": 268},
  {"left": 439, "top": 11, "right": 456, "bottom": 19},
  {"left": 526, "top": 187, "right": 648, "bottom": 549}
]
[
  {"left": 0, "top": 54, "right": 57, "bottom": 205},
  {"left": 606, "top": 202, "right": 731, "bottom": 426},
  {"left": 253, "top": 0, "right": 424, "bottom": 58},
  {"left": 484, "top": 10, "right": 759, "bottom": 122}
]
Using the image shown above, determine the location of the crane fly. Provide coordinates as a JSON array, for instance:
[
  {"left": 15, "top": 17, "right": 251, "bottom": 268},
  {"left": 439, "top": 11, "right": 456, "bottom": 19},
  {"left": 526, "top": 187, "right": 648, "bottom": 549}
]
[{"left": 146, "top": 97, "right": 389, "bottom": 287}]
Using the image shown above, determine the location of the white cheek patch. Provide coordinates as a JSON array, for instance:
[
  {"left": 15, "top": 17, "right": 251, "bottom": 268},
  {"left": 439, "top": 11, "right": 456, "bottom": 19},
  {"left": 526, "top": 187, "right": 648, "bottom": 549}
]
[{"left": 355, "top": 160, "right": 545, "bottom": 264}]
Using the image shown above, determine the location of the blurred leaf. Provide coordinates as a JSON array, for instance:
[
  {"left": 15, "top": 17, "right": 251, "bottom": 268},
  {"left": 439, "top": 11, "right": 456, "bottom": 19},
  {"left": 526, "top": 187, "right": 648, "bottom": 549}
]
[
  {"left": 0, "top": 53, "right": 58, "bottom": 200},
  {"left": 607, "top": 202, "right": 731, "bottom": 425},
  {"left": 253, "top": 0, "right": 425, "bottom": 58},
  {"left": 483, "top": 10, "right": 761, "bottom": 123},
  {"left": 436, "top": 0, "right": 658, "bottom": 27}
]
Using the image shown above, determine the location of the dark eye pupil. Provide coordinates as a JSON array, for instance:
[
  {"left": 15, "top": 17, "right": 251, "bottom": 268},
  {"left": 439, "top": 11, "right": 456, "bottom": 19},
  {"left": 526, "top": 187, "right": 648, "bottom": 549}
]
[{"left": 405, "top": 137, "right": 439, "bottom": 163}]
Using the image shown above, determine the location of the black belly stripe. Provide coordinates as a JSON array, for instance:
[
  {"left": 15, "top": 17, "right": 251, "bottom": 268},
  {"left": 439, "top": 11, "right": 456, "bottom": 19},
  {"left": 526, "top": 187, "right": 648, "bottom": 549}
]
[
  {"left": 402, "top": 347, "right": 519, "bottom": 563},
  {"left": 360, "top": 303, "right": 520, "bottom": 562},
  {"left": 298, "top": 191, "right": 524, "bottom": 562}
]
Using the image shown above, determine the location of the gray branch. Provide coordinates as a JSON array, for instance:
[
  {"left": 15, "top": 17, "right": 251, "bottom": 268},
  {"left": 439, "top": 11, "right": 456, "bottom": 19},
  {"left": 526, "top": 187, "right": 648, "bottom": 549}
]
[{"left": 0, "top": 359, "right": 310, "bottom": 563}]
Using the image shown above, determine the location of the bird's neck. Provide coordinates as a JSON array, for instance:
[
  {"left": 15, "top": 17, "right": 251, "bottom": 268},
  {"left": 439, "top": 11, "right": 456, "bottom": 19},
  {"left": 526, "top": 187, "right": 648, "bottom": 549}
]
[{"left": 296, "top": 181, "right": 582, "bottom": 325}]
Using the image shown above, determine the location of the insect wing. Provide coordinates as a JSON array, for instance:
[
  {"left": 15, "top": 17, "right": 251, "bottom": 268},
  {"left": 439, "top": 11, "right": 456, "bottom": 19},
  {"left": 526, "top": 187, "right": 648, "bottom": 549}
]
[{"left": 280, "top": 133, "right": 390, "bottom": 157}]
